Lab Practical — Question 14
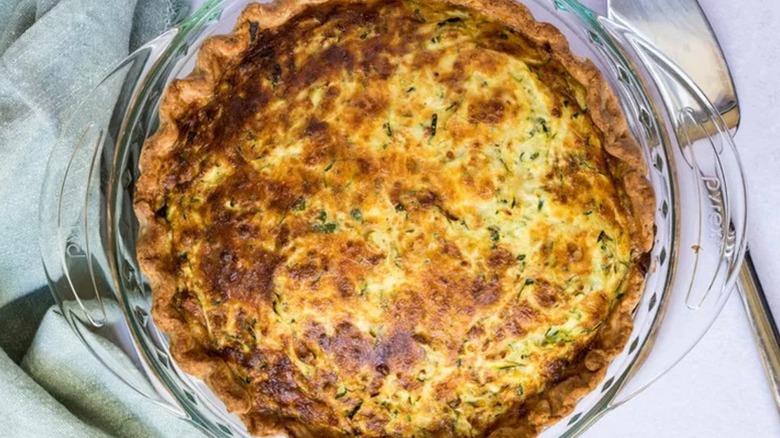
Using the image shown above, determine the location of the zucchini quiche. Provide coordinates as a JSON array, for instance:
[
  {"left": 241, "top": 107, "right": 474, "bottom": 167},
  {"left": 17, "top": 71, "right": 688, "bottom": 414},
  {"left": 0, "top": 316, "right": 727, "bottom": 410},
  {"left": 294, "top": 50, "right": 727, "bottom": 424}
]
[{"left": 134, "top": 0, "right": 655, "bottom": 436}]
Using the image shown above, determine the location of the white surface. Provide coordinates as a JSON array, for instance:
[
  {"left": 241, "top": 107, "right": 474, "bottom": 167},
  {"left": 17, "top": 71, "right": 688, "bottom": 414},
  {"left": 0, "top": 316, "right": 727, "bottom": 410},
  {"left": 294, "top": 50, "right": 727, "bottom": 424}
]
[{"left": 579, "top": 0, "right": 780, "bottom": 436}]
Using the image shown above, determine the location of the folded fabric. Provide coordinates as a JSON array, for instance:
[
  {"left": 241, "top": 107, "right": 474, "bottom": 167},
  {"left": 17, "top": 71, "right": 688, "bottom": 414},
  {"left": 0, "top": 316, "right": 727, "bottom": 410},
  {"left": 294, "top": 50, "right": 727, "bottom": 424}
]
[{"left": 0, "top": 0, "right": 201, "bottom": 436}]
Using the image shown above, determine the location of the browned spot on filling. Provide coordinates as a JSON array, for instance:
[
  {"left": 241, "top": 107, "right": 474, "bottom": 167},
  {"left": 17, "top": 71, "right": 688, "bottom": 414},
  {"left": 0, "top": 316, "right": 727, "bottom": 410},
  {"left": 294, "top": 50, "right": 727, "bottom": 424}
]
[
  {"left": 327, "top": 321, "right": 374, "bottom": 373},
  {"left": 468, "top": 98, "right": 506, "bottom": 125},
  {"left": 533, "top": 280, "right": 559, "bottom": 308}
]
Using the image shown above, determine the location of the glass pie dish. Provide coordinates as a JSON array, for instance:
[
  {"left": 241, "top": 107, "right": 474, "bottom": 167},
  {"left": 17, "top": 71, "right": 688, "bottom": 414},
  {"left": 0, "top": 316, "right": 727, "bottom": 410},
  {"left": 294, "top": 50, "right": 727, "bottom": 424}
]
[{"left": 38, "top": 0, "right": 748, "bottom": 436}]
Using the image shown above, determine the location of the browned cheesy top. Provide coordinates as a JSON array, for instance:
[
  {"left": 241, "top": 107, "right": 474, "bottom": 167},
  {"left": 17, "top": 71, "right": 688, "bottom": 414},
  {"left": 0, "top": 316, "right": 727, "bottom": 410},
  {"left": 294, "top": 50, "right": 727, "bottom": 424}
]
[{"left": 140, "top": 0, "right": 645, "bottom": 436}]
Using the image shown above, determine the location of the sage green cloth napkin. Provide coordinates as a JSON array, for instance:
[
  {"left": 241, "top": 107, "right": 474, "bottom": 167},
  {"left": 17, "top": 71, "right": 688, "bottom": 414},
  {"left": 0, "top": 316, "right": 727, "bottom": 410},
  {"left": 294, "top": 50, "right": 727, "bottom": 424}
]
[{"left": 0, "top": 0, "right": 201, "bottom": 436}]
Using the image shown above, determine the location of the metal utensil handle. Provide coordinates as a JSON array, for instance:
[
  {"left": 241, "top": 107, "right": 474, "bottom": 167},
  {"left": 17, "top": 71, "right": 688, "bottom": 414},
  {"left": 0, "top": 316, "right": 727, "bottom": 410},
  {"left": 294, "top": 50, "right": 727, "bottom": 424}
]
[{"left": 739, "top": 251, "right": 780, "bottom": 414}]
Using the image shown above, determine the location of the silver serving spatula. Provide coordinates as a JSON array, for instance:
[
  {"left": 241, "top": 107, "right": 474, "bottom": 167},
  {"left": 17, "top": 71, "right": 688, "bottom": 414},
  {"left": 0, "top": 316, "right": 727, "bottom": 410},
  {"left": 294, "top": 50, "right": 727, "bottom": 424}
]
[{"left": 607, "top": 0, "right": 780, "bottom": 414}]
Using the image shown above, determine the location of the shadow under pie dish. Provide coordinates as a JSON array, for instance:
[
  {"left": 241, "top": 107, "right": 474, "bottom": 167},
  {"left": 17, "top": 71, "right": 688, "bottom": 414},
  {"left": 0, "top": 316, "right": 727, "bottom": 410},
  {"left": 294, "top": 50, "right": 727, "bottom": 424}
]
[{"left": 133, "top": 0, "right": 655, "bottom": 436}]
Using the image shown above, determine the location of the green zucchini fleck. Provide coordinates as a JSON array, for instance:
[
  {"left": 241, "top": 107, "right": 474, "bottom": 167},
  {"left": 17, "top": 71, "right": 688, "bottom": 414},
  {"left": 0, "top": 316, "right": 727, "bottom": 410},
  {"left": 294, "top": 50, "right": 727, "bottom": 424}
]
[
  {"left": 346, "top": 400, "right": 363, "bottom": 419},
  {"left": 437, "top": 17, "right": 463, "bottom": 26},
  {"left": 488, "top": 226, "right": 500, "bottom": 248},
  {"left": 312, "top": 222, "right": 338, "bottom": 233}
]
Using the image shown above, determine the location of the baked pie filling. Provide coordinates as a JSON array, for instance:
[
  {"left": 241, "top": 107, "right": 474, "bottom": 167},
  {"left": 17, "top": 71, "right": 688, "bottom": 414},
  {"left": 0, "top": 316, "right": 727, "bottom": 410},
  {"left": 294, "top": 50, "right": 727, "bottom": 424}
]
[{"left": 135, "top": 0, "right": 655, "bottom": 436}]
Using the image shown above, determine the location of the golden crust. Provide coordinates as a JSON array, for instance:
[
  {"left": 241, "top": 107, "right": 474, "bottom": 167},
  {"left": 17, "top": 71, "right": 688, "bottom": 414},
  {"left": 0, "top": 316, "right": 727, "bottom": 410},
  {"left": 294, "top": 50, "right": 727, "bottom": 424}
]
[{"left": 134, "top": 0, "right": 655, "bottom": 436}]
